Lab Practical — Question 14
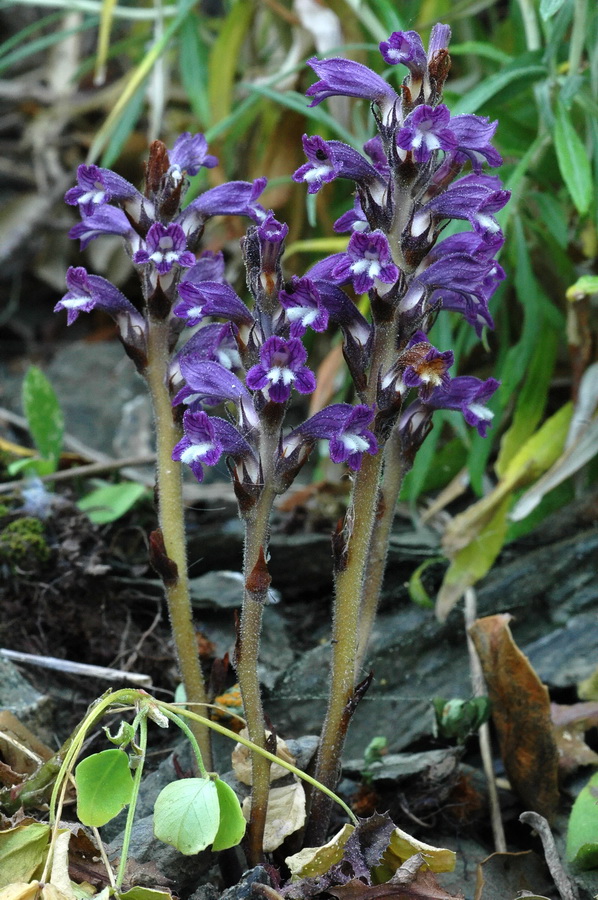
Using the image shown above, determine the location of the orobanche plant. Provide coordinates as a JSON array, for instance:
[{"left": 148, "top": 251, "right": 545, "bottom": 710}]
[{"left": 55, "top": 22, "right": 507, "bottom": 875}]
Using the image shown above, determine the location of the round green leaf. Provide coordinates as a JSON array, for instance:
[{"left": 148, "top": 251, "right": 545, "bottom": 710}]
[
  {"left": 566, "top": 771, "right": 598, "bottom": 869},
  {"left": 153, "top": 778, "right": 219, "bottom": 855},
  {"left": 212, "top": 779, "right": 246, "bottom": 851},
  {"left": 75, "top": 749, "right": 135, "bottom": 827}
]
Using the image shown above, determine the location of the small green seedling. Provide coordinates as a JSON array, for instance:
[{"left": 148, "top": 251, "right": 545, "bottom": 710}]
[
  {"left": 432, "top": 697, "right": 492, "bottom": 744},
  {"left": 8, "top": 366, "right": 64, "bottom": 477}
]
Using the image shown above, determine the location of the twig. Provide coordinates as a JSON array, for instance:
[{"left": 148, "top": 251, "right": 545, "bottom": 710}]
[
  {"left": 464, "top": 587, "right": 507, "bottom": 853},
  {"left": 0, "top": 648, "right": 152, "bottom": 686},
  {"left": 519, "top": 811, "right": 580, "bottom": 900},
  {"left": 0, "top": 454, "right": 156, "bottom": 495}
]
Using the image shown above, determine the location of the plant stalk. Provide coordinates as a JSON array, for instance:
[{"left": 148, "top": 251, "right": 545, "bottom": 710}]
[
  {"left": 306, "top": 317, "right": 398, "bottom": 845},
  {"left": 236, "top": 417, "right": 279, "bottom": 864},
  {"left": 144, "top": 314, "right": 211, "bottom": 769},
  {"left": 355, "top": 429, "right": 406, "bottom": 675}
]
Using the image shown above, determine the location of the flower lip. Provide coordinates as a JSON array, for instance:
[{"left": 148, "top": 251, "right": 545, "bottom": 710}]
[
  {"left": 295, "top": 403, "right": 378, "bottom": 470},
  {"left": 246, "top": 336, "right": 316, "bottom": 403},
  {"left": 133, "top": 222, "right": 195, "bottom": 274}
]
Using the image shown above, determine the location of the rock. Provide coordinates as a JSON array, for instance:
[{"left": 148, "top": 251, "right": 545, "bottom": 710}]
[
  {"left": 219, "top": 866, "right": 272, "bottom": 899},
  {"left": 0, "top": 657, "right": 52, "bottom": 737},
  {"left": 106, "top": 812, "right": 214, "bottom": 895}
]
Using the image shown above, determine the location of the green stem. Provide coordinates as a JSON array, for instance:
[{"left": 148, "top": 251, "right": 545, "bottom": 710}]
[
  {"left": 236, "top": 480, "right": 277, "bottom": 865},
  {"left": 568, "top": 0, "right": 588, "bottom": 77},
  {"left": 355, "top": 429, "right": 406, "bottom": 675},
  {"left": 116, "top": 715, "right": 148, "bottom": 889},
  {"left": 161, "top": 707, "right": 208, "bottom": 777},
  {"left": 144, "top": 315, "right": 212, "bottom": 770},
  {"left": 160, "top": 702, "right": 358, "bottom": 825}
]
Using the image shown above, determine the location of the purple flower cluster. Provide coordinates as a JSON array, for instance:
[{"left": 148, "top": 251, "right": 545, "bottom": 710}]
[
  {"left": 291, "top": 23, "right": 505, "bottom": 452},
  {"left": 57, "top": 24, "right": 504, "bottom": 494}
]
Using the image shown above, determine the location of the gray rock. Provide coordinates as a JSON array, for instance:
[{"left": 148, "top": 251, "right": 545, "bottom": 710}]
[
  {"left": 106, "top": 812, "right": 213, "bottom": 895},
  {"left": 220, "top": 866, "right": 271, "bottom": 899},
  {"left": 526, "top": 612, "right": 598, "bottom": 687},
  {"left": 0, "top": 657, "right": 52, "bottom": 735}
]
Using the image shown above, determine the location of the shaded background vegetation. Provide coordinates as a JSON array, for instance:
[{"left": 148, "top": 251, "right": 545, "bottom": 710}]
[{"left": 1, "top": 0, "right": 597, "bottom": 566}]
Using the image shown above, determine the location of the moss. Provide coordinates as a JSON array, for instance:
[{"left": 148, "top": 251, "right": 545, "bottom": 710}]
[{"left": 0, "top": 517, "right": 51, "bottom": 572}]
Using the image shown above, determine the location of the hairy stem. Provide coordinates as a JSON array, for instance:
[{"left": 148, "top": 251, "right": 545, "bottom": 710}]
[
  {"left": 307, "top": 319, "right": 397, "bottom": 845},
  {"left": 236, "top": 420, "right": 279, "bottom": 864},
  {"left": 355, "top": 429, "right": 406, "bottom": 675},
  {"left": 144, "top": 315, "right": 211, "bottom": 769}
]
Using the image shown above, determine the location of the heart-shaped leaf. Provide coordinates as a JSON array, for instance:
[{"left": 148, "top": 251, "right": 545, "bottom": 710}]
[
  {"left": 75, "top": 749, "right": 134, "bottom": 827},
  {"left": 154, "top": 778, "right": 219, "bottom": 855}
]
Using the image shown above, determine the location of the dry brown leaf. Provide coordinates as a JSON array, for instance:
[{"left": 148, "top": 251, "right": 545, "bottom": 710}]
[
  {"left": 551, "top": 701, "right": 598, "bottom": 775},
  {"left": 0, "top": 712, "right": 53, "bottom": 781},
  {"left": 242, "top": 782, "right": 306, "bottom": 852},
  {"left": 469, "top": 615, "right": 559, "bottom": 820},
  {"left": 330, "top": 862, "right": 463, "bottom": 898},
  {"left": 0, "top": 885, "right": 40, "bottom": 900},
  {"left": 232, "top": 731, "right": 296, "bottom": 785}
]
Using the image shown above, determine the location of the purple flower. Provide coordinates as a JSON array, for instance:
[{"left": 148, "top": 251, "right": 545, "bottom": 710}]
[
  {"left": 293, "top": 135, "right": 380, "bottom": 194},
  {"left": 449, "top": 115, "right": 502, "bottom": 171},
  {"left": 68, "top": 206, "right": 135, "bottom": 250},
  {"left": 279, "top": 277, "right": 329, "bottom": 336},
  {"left": 174, "top": 358, "right": 251, "bottom": 409},
  {"left": 185, "top": 177, "right": 267, "bottom": 224},
  {"left": 182, "top": 251, "right": 226, "bottom": 285},
  {"left": 426, "top": 376, "right": 500, "bottom": 436},
  {"left": 363, "top": 136, "right": 390, "bottom": 179},
  {"left": 174, "top": 281, "right": 253, "bottom": 327},
  {"left": 65, "top": 164, "right": 139, "bottom": 216},
  {"left": 172, "top": 410, "right": 251, "bottom": 482},
  {"left": 176, "top": 322, "right": 241, "bottom": 372},
  {"left": 427, "top": 23, "right": 452, "bottom": 62},
  {"left": 333, "top": 197, "right": 369, "bottom": 234},
  {"left": 168, "top": 132, "right": 218, "bottom": 179},
  {"left": 306, "top": 56, "right": 398, "bottom": 109},
  {"left": 379, "top": 31, "right": 427, "bottom": 76},
  {"left": 332, "top": 230, "right": 399, "bottom": 294},
  {"left": 425, "top": 174, "right": 510, "bottom": 236},
  {"left": 55, "top": 266, "right": 143, "bottom": 330},
  {"left": 256, "top": 211, "right": 289, "bottom": 275},
  {"left": 133, "top": 223, "right": 195, "bottom": 274},
  {"left": 396, "top": 105, "right": 457, "bottom": 163},
  {"left": 172, "top": 410, "right": 224, "bottom": 481},
  {"left": 401, "top": 333, "right": 454, "bottom": 398},
  {"left": 246, "top": 336, "right": 316, "bottom": 403},
  {"left": 296, "top": 403, "right": 378, "bottom": 470}
]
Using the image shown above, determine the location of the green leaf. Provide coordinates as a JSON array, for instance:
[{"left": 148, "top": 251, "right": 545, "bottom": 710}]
[
  {"left": 0, "top": 823, "right": 50, "bottom": 888},
  {"left": 208, "top": 0, "right": 253, "bottom": 123},
  {"left": 407, "top": 558, "right": 444, "bottom": 609},
  {"left": 496, "top": 324, "right": 559, "bottom": 473},
  {"left": 451, "top": 58, "right": 546, "bottom": 115},
  {"left": 101, "top": 82, "right": 146, "bottom": 168},
  {"left": 78, "top": 481, "right": 147, "bottom": 524},
  {"left": 120, "top": 889, "right": 173, "bottom": 900},
  {"left": 212, "top": 778, "right": 246, "bottom": 851},
  {"left": 540, "top": 0, "right": 567, "bottom": 19},
  {"left": 153, "top": 778, "right": 219, "bottom": 855},
  {"left": 554, "top": 100, "right": 593, "bottom": 216},
  {"left": 22, "top": 366, "right": 64, "bottom": 468},
  {"left": 179, "top": 12, "right": 210, "bottom": 125},
  {"left": 75, "top": 749, "right": 135, "bottom": 827},
  {"left": 566, "top": 771, "right": 598, "bottom": 868},
  {"left": 567, "top": 275, "right": 598, "bottom": 300}
]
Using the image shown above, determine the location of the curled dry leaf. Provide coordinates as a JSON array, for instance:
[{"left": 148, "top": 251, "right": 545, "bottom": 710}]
[
  {"left": 469, "top": 615, "right": 559, "bottom": 820},
  {"left": 242, "top": 782, "right": 306, "bottom": 852},
  {"left": 551, "top": 701, "right": 598, "bottom": 775},
  {"left": 286, "top": 823, "right": 354, "bottom": 880},
  {"left": 232, "top": 730, "right": 296, "bottom": 785}
]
